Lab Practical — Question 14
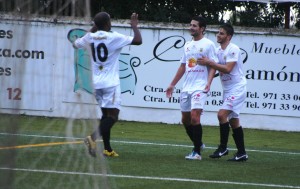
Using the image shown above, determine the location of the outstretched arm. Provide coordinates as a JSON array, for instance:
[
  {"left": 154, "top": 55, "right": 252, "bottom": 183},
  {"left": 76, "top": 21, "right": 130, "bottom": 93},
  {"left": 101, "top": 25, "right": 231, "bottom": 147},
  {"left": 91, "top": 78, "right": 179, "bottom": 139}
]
[{"left": 130, "top": 13, "right": 142, "bottom": 45}]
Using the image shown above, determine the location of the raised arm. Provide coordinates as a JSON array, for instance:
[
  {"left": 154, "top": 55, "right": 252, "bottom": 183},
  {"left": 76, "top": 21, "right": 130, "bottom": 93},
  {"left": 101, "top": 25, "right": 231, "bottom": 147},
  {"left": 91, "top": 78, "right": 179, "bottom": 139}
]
[{"left": 130, "top": 13, "right": 142, "bottom": 45}]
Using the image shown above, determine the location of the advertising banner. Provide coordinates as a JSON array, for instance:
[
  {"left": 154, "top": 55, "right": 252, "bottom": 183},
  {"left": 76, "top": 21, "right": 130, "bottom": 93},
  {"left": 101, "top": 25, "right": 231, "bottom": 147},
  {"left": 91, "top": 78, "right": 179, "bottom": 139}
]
[
  {"left": 1, "top": 19, "right": 299, "bottom": 119},
  {"left": 111, "top": 27, "right": 300, "bottom": 117},
  {"left": 0, "top": 22, "right": 54, "bottom": 111}
]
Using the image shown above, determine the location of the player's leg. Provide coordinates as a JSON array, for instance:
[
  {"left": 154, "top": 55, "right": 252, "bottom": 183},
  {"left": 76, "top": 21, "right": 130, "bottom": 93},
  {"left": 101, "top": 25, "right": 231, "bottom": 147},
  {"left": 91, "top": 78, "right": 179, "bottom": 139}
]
[
  {"left": 209, "top": 109, "right": 231, "bottom": 158},
  {"left": 184, "top": 109, "right": 203, "bottom": 160},
  {"left": 101, "top": 108, "right": 119, "bottom": 157},
  {"left": 83, "top": 89, "right": 105, "bottom": 157},
  {"left": 227, "top": 86, "right": 248, "bottom": 161},
  {"left": 190, "top": 91, "right": 207, "bottom": 152},
  {"left": 99, "top": 85, "right": 121, "bottom": 157},
  {"left": 190, "top": 108, "right": 203, "bottom": 154},
  {"left": 228, "top": 117, "right": 248, "bottom": 161},
  {"left": 85, "top": 108, "right": 109, "bottom": 157},
  {"left": 181, "top": 112, "right": 193, "bottom": 142},
  {"left": 90, "top": 108, "right": 107, "bottom": 141},
  {"left": 180, "top": 92, "right": 194, "bottom": 143},
  {"left": 218, "top": 110, "right": 231, "bottom": 150},
  {"left": 185, "top": 91, "right": 206, "bottom": 160},
  {"left": 180, "top": 92, "right": 199, "bottom": 160}
]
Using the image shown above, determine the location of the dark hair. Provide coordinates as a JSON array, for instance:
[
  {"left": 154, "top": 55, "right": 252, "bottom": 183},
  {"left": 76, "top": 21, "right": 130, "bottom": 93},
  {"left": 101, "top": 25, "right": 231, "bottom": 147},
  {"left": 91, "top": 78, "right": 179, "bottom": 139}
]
[
  {"left": 220, "top": 23, "right": 234, "bottom": 36},
  {"left": 93, "top": 12, "right": 110, "bottom": 30},
  {"left": 191, "top": 16, "right": 207, "bottom": 29}
]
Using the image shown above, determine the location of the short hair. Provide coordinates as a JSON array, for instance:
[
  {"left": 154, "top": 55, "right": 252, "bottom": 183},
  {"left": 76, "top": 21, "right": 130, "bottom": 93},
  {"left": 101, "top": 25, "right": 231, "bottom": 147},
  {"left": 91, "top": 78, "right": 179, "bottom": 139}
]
[
  {"left": 219, "top": 23, "right": 234, "bottom": 36},
  {"left": 191, "top": 16, "right": 207, "bottom": 29},
  {"left": 93, "top": 12, "right": 110, "bottom": 30}
]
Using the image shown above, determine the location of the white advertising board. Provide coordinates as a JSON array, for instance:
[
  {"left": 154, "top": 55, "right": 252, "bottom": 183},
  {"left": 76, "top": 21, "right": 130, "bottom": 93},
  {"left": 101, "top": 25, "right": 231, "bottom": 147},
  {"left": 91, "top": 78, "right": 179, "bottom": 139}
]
[
  {"left": 0, "top": 22, "right": 54, "bottom": 111},
  {"left": 111, "top": 28, "right": 300, "bottom": 117},
  {"left": 0, "top": 18, "right": 299, "bottom": 131}
]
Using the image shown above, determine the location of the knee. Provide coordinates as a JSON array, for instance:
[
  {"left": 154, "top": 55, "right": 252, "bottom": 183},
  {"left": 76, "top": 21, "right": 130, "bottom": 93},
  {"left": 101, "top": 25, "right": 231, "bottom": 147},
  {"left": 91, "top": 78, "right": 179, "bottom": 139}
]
[
  {"left": 105, "top": 108, "right": 119, "bottom": 122},
  {"left": 217, "top": 111, "right": 227, "bottom": 122},
  {"left": 112, "top": 115, "right": 118, "bottom": 122},
  {"left": 190, "top": 117, "right": 199, "bottom": 125},
  {"left": 181, "top": 116, "right": 191, "bottom": 126},
  {"left": 100, "top": 117, "right": 116, "bottom": 128}
]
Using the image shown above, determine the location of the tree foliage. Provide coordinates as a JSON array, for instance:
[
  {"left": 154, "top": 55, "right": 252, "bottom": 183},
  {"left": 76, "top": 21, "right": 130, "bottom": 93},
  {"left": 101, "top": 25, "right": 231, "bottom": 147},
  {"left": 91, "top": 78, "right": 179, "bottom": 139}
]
[
  {"left": 0, "top": 0, "right": 299, "bottom": 28},
  {"left": 91, "top": 0, "right": 232, "bottom": 24},
  {"left": 91, "top": 0, "right": 300, "bottom": 28}
]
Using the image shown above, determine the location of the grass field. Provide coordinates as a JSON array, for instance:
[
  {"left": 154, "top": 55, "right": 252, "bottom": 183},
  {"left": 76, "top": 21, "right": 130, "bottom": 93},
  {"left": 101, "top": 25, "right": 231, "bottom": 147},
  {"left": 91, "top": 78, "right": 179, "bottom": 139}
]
[{"left": 0, "top": 114, "right": 299, "bottom": 189}]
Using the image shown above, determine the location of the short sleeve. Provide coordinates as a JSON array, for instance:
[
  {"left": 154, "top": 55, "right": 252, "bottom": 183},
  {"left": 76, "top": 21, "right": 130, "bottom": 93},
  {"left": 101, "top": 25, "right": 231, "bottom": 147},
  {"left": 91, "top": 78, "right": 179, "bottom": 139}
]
[{"left": 226, "top": 45, "right": 239, "bottom": 63}]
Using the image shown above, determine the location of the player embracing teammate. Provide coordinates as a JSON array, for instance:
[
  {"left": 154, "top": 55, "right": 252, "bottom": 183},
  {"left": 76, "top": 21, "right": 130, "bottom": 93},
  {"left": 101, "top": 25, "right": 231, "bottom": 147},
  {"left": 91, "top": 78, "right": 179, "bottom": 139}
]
[
  {"left": 74, "top": 12, "right": 247, "bottom": 162},
  {"left": 198, "top": 23, "right": 248, "bottom": 162},
  {"left": 167, "top": 18, "right": 248, "bottom": 162}
]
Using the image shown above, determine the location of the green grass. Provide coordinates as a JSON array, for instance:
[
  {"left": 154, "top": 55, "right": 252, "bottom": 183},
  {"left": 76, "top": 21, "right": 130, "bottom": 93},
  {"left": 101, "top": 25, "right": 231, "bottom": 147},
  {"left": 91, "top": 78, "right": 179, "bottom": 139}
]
[{"left": 0, "top": 114, "right": 299, "bottom": 189}]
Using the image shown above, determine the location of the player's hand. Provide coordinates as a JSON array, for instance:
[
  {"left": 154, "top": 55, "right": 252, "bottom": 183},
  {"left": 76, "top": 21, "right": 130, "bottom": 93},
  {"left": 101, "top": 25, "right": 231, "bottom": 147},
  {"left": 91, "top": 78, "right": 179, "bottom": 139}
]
[
  {"left": 166, "top": 85, "right": 175, "bottom": 98},
  {"left": 90, "top": 24, "right": 98, "bottom": 33},
  {"left": 130, "top": 13, "right": 139, "bottom": 28},
  {"left": 198, "top": 57, "right": 210, "bottom": 66},
  {"left": 204, "top": 84, "right": 210, "bottom": 93}
]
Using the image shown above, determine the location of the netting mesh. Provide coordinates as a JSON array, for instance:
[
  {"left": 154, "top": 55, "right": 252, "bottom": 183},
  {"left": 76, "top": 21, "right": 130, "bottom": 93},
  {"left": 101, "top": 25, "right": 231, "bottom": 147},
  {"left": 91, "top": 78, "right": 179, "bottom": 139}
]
[
  {"left": 0, "top": 1, "right": 115, "bottom": 188},
  {"left": 0, "top": 0, "right": 91, "bottom": 17}
]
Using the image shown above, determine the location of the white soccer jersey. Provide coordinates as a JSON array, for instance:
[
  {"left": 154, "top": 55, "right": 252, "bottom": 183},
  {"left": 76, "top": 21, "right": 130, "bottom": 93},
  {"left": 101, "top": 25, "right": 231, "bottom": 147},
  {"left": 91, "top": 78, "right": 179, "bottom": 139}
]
[
  {"left": 74, "top": 31, "right": 133, "bottom": 89},
  {"left": 180, "top": 37, "right": 218, "bottom": 92},
  {"left": 216, "top": 43, "right": 247, "bottom": 91}
]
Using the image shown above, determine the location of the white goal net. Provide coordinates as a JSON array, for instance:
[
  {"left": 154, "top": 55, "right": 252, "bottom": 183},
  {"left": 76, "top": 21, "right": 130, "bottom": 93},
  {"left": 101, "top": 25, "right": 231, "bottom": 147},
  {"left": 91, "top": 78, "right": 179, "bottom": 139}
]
[{"left": 0, "top": 1, "right": 116, "bottom": 188}]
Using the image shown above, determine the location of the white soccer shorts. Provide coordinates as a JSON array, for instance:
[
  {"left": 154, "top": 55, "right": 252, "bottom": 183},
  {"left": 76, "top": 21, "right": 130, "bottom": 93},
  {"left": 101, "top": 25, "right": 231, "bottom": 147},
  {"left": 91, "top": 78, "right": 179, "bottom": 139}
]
[
  {"left": 222, "top": 85, "right": 246, "bottom": 119},
  {"left": 94, "top": 85, "right": 121, "bottom": 109},
  {"left": 180, "top": 90, "right": 208, "bottom": 112}
]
